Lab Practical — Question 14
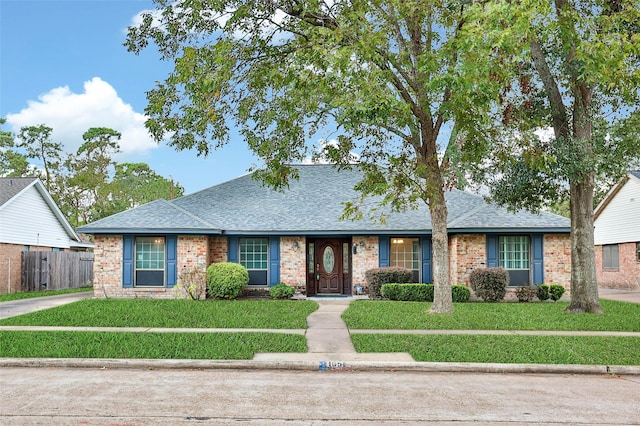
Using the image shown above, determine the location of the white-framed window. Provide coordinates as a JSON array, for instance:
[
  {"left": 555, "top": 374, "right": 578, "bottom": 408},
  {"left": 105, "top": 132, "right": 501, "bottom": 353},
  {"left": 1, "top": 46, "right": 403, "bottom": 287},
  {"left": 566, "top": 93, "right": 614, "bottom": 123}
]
[
  {"left": 603, "top": 244, "right": 619, "bottom": 270},
  {"left": 240, "top": 238, "right": 268, "bottom": 286},
  {"left": 390, "top": 237, "right": 420, "bottom": 282},
  {"left": 636, "top": 242, "right": 640, "bottom": 262},
  {"left": 499, "top": 236, "right": 530, "bottom": 269},
  {"left": 135, "top": 236, "right": 165, "bottom": 287}
]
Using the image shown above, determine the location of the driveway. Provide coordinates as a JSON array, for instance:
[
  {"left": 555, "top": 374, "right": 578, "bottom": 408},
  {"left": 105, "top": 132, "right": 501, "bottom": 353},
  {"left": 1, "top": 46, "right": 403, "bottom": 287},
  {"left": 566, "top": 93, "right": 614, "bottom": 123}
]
[
  {"left": 0, "top": 291, "right": 92, "bottom": 320},
  {"left": 599, "top": 288, "right": 640, "bottom": 304}
]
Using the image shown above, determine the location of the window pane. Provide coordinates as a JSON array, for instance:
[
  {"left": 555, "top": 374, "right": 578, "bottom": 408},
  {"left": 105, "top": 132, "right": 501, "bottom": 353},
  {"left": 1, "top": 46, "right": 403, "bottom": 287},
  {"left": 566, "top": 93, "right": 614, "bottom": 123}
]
[
  {"left": 135, "top": 236, "right": 165, "bottom": 287},
  {"left": 240, "top": 238, "right": 268, "bottom": 286},
  {"left": 499, "top": 236, "right": 529, "bottom": 270},
  {"left": 390, "top": 238, "right": 420, "bottom": 282},
  {"left": 240, "top": 238, "right": 268, "bottom": 270},
  {"left": 603, "top": 244, "right": 619, "bottom": 269}
]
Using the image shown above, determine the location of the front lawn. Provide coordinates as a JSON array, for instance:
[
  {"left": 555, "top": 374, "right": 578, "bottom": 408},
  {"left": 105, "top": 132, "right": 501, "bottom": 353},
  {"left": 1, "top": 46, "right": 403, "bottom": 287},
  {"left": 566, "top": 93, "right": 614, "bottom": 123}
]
[
  {"left": 0, "top": 331, "right": 306, "bottom": 360},
  {"left": 352, "top": 334, "right": 640, "bottom": 365},
  {"left": 342, "top": 299, "right": 640, "bottom": 331},
  {"left": 0, "top": 299, "right": 318, "bottom": 329}
]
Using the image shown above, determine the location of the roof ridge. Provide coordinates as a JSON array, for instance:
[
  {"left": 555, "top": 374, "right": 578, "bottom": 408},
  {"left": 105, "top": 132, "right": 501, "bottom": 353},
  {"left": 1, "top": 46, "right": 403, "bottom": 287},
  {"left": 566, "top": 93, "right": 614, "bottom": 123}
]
[
  {"left": 446, "top": 190, "right": 489, "bottom": 228},
  {"left": 165, "top": 199, "right": 217, "bottom": 228}
]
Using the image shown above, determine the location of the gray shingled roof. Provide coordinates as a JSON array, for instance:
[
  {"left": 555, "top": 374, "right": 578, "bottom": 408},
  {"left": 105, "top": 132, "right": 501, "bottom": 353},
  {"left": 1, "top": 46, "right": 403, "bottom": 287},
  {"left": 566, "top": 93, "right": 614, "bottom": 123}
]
[
  {"left": 631, "top": 170, "right": 640, "bottom": 179},
  {"left": 0, "top": 177, "right": 37, "bottom": 206},
  {"left": 78, "top": 164, "right": 570, "bottom": 234}
]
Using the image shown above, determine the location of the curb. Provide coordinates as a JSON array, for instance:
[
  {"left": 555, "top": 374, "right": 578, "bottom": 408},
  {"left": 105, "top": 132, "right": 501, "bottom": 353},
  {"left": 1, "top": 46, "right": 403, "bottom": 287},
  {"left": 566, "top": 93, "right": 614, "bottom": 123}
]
[{"left": 1, "top": 357, "right": 638, "bottom": 376}]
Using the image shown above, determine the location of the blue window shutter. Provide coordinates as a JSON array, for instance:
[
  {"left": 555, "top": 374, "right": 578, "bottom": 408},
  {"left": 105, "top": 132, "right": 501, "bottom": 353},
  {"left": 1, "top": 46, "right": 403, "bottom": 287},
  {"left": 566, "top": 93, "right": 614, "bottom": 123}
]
[
  {"left": 379, "top": 236, "right": 390, "bottom": 267},
  {"left": 486, "top": 235, "right": 498, "bottom": 268},
  {"left": 532, "top": 234, "right": 544, "bottom": 285},
  {"left": 228, "top": 237, "right": 239, "bottom": 263},
  {"left": 269, "top": 237, "right": 280, "bottom": 286},
  {"left": 122, "top": 235, "right": 134, "bottom": 288},
  {"left": 421, "top": 236, "right": 432, "bottom": 284},
  {"left": 166, "top": 235, "right": 177, "bottom": 287}
]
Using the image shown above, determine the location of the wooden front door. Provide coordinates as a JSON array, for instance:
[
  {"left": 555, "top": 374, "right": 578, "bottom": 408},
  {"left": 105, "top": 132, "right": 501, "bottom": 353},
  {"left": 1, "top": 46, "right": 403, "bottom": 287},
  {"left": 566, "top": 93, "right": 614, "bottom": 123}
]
[{"left": 307, "top": 239, "right": 351, "bottom": 296}]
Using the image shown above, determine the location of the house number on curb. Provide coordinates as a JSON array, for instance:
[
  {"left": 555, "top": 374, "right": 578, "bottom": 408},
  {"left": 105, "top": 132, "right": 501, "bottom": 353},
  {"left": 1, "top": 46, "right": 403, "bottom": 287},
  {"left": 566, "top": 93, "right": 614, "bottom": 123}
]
[{"left": 319, "top": 361, "right": 350, "bottom": 371}]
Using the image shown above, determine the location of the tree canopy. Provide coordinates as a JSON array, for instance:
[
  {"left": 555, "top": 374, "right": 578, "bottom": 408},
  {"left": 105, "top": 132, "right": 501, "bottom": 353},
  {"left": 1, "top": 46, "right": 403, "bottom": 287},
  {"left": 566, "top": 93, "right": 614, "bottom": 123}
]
[
  {"left": 463, "top": 0, "right": 640, "bottom": 313},
  {"left": 0, "top": 120, "right": 184, "bottom": 227},
  {"left": 126, "top": 0, "right": 510, "bottom": 313}
]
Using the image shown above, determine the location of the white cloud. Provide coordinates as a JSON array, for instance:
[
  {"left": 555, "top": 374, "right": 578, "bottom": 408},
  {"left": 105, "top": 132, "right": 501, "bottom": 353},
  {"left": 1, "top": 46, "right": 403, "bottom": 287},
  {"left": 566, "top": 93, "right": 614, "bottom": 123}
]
[
  {"left": 304, "top": 139, "right": 360, "bottom": 164},
  {"left": 5, "top": 77, "right": 157, "bottom": 157},
  {"left": 534, "top": 127, "right": 555, "bottom": 143}
]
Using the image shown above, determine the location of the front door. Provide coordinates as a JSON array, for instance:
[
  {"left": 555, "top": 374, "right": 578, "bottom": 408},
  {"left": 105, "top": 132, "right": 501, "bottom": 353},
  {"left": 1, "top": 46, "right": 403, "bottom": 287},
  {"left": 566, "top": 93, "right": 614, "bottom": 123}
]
[{"left": 307, "top": 239, "right": 351, "bottom": 296}]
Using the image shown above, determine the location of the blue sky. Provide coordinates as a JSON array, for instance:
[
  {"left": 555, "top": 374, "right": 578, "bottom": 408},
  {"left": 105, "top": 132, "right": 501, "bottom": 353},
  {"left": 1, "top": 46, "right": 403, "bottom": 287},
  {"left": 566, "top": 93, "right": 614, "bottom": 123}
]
[{"left": 1, "top": 0, "right": 258, "bottom": 194}]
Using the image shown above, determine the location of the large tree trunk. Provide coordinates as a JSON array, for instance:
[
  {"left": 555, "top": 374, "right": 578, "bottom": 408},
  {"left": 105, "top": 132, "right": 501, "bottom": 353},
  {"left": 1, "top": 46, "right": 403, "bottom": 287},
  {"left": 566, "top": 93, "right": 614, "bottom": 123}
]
[
  {"left": 566, "top": 176, "right": 602, "bottom": 313},
  {"left": 429, "top": 191, "right": 452, "bottom": 314}
]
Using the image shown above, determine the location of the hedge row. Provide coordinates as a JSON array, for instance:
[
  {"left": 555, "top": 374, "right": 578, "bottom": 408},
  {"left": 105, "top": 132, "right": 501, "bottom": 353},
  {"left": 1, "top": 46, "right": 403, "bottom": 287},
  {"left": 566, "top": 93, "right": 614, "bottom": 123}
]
[{"left": 381, "top": 283, "right": 471, "bottom": 303}]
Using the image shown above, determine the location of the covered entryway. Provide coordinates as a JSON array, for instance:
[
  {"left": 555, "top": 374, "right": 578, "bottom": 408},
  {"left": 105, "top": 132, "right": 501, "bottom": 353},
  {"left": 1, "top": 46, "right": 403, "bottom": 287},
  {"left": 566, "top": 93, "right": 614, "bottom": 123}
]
[{"left": 306, "top": 238, "right": 352, "bottom": 296}]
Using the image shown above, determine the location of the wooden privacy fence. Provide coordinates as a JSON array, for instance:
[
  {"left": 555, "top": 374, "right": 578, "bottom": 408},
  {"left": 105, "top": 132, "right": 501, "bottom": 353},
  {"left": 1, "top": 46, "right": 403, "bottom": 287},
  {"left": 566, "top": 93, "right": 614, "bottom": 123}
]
[{"left": 21, "top": 251, "right": 94, "bottom": 292}]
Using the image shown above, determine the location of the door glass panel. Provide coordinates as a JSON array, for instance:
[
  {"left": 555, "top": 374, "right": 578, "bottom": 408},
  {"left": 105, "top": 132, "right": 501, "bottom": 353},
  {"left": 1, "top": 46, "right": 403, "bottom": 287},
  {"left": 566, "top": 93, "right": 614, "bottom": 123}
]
[
  {"left": 308, "top": 243, "right": 315, "bottom": 273},
  {"left": 323, "top": 246, "right": 335, "bottom": 273},
  {"left": 343, "top": 243, "right": 349, "bottom": 273}
]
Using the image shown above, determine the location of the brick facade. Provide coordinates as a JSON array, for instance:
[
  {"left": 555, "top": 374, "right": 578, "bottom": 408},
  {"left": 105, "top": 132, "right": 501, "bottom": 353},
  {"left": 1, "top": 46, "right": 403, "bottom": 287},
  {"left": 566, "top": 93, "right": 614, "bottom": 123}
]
[
  {"left": 0, "top": 243, "right": 23, "bottom": 294},
  {"left": 543, "top": 234, "right": 571, "bottom": 288},
  {"left": 595, "top": 242, "right": 640, "bottom": 290},
  {"left": 208, "top": 237, "right": 228, "bottom": 263},
  {"left": 91, "top": 233, "right": 572, "bottom": 298},
  {"left": 279, "top": 236, "right": 307, "bottom": 292},
  {"left": 352, "top": 236, "right": 379, "bottom": 290},
  {"left": 93, "top": 235, "right": 211, "bottom": 299},
  {"left": 449, "top": 234, "right": 487, "bottom": 285},
  {"left": 448, "top": 233, "right": 571, "bottom": 289}
]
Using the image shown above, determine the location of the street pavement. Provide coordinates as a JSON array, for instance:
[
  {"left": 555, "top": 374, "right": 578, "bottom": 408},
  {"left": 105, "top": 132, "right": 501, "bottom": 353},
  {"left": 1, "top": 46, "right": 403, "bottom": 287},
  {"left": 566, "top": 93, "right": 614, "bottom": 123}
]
[{"left": 1, "top": 367, "right": 639, "bottom": 425}]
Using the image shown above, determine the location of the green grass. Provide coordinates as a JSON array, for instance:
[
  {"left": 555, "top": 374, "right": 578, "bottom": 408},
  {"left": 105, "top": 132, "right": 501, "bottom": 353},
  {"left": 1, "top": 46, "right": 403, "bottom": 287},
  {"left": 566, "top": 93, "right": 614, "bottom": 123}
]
[
  {"left": 0, "top": 331, "right": 306, "bottom": 360},
  {"left": 0, "top": 299, "right": 318, "bottom": 329},
  {"left": 0, "top": 287, "right": 93, "bottom": 302},
  {"left": 352, "top": 334, "right": 640, "bottom": 365},
  {"left": 342, "top": 300, "right": 640, "bottom": 331}
]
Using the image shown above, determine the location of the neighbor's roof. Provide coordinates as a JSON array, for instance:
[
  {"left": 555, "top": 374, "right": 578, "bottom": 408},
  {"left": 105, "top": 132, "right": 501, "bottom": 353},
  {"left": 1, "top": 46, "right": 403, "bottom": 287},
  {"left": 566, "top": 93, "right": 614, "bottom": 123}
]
[
  {"left": 0, "top": 177, "right": 37, "bottom": 206},
  {"left": 1, "top": 177, "right": 93, "bottom": 247},
  {"left": 77, "top": 164, "right": 570, "bottom": 235},
  {"left": 594, "top": 171, "right": 640, "bottom": 220}
]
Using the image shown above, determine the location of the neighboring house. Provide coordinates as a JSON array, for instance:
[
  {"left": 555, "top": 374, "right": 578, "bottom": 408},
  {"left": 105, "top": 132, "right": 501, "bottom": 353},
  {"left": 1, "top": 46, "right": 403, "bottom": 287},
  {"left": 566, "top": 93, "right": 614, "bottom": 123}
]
[
  {"left": 594, "top": 171, "right": 640, "bottom": 290},
  {"left": 77, "top": 165, "right": 571, "bottom": 299},
  {"left": 0, "top": 177, "right": 94, "bottom": 294}
]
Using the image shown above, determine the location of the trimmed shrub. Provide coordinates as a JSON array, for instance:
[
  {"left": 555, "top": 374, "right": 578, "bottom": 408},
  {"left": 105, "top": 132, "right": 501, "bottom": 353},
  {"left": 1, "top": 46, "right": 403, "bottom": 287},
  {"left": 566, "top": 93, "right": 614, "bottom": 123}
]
[
  {"left": 469, "top": 268, "right": 509, "bottom": 302},
  {"left": 536, "top": 284, "right": 565, "bottom": 301},
  {"left": 381, "top": 283, "right": 434, "bottom": 301},
  {"left": 536, "top": 284, "right": 550, "bottom": 301},
  {"left": 365, "top": 267, "right": 413, "bottom": 299},
  {"left": 206, "top": 262, "right": 249, "bottom": 299},
  {"left": 515, "top": 285, "right": 537, "bottom": 302},
  {"left": 549, "top": 284, "right": 566, "bottom": 301},
  {"left": 451, "top": 284, "right": 471, "bottom": 303},
  {"left": 270, "top": 282, "right": 295, "bottom": 299}
]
